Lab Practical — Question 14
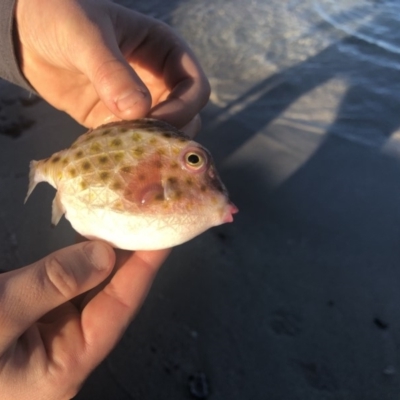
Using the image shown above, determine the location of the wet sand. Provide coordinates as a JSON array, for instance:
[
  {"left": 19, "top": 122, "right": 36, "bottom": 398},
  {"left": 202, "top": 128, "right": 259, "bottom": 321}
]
[{"left": 2, "top": 1, "right": 400, "bottom": 399}]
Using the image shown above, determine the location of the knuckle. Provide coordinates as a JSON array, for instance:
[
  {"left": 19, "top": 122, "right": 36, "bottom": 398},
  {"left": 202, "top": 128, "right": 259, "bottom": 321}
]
[
  {"left": 93, "top": 59, "right": 126, "bottom": 89},
  {"left": 43, "top": 256, "right": 79, "bottom": 299}
]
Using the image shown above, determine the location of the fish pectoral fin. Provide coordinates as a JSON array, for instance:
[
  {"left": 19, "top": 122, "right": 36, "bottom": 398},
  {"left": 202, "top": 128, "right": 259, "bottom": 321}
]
[{"left": 51, "top": 192, "right": 65, "bottom": 227}]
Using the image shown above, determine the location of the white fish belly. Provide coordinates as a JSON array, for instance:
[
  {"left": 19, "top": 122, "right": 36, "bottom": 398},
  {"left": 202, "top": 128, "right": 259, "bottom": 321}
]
[{"left": 63, "top": 203, "right": 207, "bottom": 250}]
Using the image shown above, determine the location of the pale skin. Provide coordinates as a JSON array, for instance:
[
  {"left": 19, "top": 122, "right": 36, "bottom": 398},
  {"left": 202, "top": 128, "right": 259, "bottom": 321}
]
[
  {"left": 15, "top": 0, "right": 210, "bottom": 129},
  {"left": 0, "top": 0, "right": 210, "bottom": 398}
]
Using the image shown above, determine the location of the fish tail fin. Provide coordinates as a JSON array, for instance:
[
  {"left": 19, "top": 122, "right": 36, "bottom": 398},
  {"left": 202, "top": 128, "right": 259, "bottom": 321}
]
[{"left": 24, "top": 160, "right": 41, "bottom": 203}]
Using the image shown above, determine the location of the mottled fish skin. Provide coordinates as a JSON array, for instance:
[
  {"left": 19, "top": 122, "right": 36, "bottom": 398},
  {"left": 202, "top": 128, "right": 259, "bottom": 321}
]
[{"left": 25, "top": 119, "right": 237, "bottom": 250}]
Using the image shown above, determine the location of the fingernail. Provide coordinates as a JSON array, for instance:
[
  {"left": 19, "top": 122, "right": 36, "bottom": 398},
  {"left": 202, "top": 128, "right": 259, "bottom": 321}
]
[
  {"left": 84, "top": 241, "right": 112, "bottom": 271},
  {"left": 116, "top": 90, "right": 146, "bottom": 113}
]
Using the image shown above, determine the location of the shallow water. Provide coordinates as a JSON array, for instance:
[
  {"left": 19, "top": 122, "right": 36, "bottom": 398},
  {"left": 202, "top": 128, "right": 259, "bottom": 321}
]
[
  {"left": 316, "top": 0, "right": 400, "bottom": 57},
  {"left": 119, "top": 0, "right": 400, "bottom": 78},
  {"left": 118, "top": 0, "right": 400, "bottom": 151}
]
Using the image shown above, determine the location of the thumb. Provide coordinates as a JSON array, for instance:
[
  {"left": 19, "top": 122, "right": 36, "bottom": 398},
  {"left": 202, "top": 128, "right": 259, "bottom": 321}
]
[
  {"left": 0, "top": 241, "right": 114, "bottom": 351},
  {"left": 81, "top": 34, "right": 152, "bottom": 121}
]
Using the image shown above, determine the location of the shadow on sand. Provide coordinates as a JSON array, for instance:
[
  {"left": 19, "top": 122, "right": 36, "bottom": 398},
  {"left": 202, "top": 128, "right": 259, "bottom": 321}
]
[{"left": 76, "top": 5, "right": 400, "bottom": 400}]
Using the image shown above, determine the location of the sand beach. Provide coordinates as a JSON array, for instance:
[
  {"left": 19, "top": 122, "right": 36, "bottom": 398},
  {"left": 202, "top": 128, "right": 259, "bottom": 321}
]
[{"left": 2, "top": 0, "right": 400, "bottom": 398}]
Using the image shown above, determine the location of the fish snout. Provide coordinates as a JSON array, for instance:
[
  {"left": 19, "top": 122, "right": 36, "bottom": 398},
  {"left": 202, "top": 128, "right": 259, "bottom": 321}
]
[{"left": 222, "top": 202, "right": 239, "bottom": 223}]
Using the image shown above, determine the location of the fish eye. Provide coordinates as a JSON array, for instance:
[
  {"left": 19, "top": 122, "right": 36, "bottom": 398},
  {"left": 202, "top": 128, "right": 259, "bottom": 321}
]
[
  {"left": 180, "top": 146, "right": 209, "bottom": 173},
  {"left": 185, "top": 152, "right": 204, "bottom": 168}
]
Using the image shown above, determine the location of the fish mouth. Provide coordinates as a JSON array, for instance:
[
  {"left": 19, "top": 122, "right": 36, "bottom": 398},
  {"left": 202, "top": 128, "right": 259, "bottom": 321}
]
[{"left": 222, "top": 202, "right": 239, "bottom": 223}]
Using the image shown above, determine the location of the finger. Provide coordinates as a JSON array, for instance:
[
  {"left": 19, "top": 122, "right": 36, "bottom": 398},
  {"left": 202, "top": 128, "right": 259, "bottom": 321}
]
[
  {"left": 80, "top": 248, "right": 170, "bottom": 366},
  {"left": 78, "top": 23, "right": 152, "bottom": 124},
  {"left": 0, "top": 241, "right": 114, "bottom": 351},
  {"left": 149, "top": 48, "right": 211, "bottom": 128}
]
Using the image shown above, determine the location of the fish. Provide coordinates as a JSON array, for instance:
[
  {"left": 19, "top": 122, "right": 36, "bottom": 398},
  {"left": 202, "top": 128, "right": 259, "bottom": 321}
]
[{"left": 25, "top": 118, "right": 238, "bottom": 250}]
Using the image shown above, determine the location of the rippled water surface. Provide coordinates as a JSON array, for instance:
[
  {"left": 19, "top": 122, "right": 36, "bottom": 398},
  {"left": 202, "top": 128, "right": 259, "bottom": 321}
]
[
  {"left": 117, "top": 0, "right": 400, "bottom": 151},
  {"left": 317, "top": 0, "right": 400, "bottom": 55},
  {"left": 119, "top": 0, "right": 400, "bottom": 84}
]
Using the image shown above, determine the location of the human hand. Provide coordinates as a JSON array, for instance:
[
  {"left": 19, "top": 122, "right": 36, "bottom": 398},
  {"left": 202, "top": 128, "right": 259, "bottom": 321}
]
[
  {"left": 15, "top": 0, "right": 210, "bottom": 128},
  {"left": 0, "top": 241, "right": 170, "bottom": 400}
]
